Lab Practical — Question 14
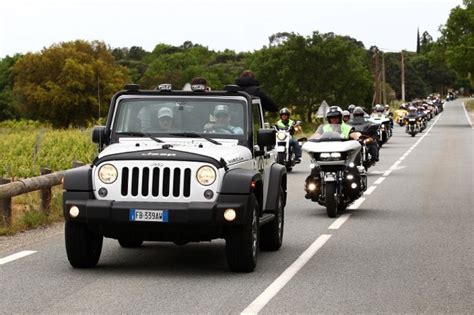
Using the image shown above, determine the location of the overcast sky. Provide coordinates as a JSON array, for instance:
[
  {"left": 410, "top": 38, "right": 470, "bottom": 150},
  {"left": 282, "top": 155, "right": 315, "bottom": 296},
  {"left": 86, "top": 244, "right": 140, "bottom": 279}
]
[{"left": 0, "top": 0, "right": 463, "bottom": 58}]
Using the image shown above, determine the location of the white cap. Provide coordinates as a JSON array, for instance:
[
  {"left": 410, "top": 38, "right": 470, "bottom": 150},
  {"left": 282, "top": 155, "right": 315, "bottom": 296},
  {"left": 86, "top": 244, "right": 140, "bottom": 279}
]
[
  {"left": 214, "top": 104, "right": 229, "bottom": 116},
  {"left": 158, "top": 107, "right": 173, "bottom": 119}
]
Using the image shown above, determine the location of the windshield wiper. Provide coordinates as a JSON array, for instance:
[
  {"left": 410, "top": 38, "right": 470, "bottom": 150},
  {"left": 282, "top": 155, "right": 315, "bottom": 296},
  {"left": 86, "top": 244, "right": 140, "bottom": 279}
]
[
  {"left": 115, "top": 132, "right": 164, "bottom": 143},
  {"left": 169, "top": 132, "right": 221, "bottom": 145}
]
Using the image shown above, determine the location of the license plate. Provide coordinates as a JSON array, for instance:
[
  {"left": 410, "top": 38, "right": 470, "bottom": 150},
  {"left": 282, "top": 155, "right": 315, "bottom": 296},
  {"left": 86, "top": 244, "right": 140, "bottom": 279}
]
[
  {"left": 276, "top": 146, "right": 286, "bottom": 152},
  {"left": 129, "top": 209, "right": 168, "bottom": 222}
]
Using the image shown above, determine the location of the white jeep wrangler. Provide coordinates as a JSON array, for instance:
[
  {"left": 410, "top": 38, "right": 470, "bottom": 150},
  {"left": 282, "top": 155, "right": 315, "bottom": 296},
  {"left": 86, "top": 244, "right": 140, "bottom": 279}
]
[{"left": 63, "top": 84, "right": 287, "bottom": 272}]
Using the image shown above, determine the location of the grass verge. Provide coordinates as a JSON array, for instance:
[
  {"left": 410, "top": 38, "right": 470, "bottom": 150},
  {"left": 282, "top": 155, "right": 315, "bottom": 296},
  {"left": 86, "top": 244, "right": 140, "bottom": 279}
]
[{"left": 0, "top": 186, "right": 64, "bottom": 236}]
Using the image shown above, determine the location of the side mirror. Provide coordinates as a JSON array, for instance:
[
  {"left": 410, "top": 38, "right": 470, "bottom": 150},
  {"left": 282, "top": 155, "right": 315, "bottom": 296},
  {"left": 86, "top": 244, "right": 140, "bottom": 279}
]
[
  {"left": 92, "top": 126, "right": 106, "bottom": 144},
  {"left": 257, "top": 128, "right": 275, "bottom": 149}
]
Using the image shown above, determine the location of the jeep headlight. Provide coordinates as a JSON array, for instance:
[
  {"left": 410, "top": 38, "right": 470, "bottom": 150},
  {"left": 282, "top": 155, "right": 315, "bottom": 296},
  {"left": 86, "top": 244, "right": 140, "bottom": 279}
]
[
  {"left": 276, "top": 131, "right": 287, "bottom": 141},
  {"left": 98, "top": 164, "right": 118, "bottom": 184},
  {"left": 196, "top": 166, "right": 216, "bottom": 186}
]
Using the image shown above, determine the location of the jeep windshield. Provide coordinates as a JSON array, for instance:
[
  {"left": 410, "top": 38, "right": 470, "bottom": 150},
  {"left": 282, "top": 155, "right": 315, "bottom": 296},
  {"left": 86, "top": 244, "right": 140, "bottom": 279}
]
[{"left": 111, "top": 96, "right": 247, "bottom": 140}]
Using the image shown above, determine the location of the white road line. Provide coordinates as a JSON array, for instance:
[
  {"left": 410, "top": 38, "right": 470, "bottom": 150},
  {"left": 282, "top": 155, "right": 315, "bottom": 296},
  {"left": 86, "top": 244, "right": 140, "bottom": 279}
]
[
  {"left": 374, "top": 177, "right": 385, "bottom": 185},
  {"left": 328, "top": 213, "right": 351, "bottom": 229},
  {"left": 364, "top": 186, "right": 377, "bottom": 195},
  {"left": 461, "top": 101, "right": 473, "bottom": 128},
  {"left": 383, "top": 169, "right": 392, "bottom": 177},
  {"left": 0, "top": 250, "right": 37, "bottom": 265},
  {"left": 241, "top": 234, "right": 332, "bottom": 315},
  {"left": 399, "top": 156, "right": 405, "bottom": 161},
  {"left": 347, "top": 197, "right": 366, "bottom": 210},
  {"left": 389, "top": 161, "right": 401, "bottom": 170}
]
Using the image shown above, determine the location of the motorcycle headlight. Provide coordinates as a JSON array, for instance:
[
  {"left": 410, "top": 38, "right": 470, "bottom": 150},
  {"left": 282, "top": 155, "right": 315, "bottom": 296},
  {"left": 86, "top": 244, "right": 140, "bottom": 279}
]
[
  {"left": 320, "top": 152, "right": 331, "bottom": 160},
  {"left": 276, "top": 131, "right": 287, "bottom": 141},
  {"left": 319, "top": 152, "right": 343, "bottom": 161},
  {"left": 98, "top": 164, "right": 118, "bottom": 184},
  {"left": 196, "top": 165, "right": 216, "bottom": 186}
]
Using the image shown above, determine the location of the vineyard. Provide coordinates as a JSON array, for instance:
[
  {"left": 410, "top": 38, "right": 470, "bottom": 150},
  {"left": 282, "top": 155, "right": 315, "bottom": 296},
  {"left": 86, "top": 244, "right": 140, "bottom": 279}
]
[{"left": 0, "top": 120, "right": 97, "bottom": 178}]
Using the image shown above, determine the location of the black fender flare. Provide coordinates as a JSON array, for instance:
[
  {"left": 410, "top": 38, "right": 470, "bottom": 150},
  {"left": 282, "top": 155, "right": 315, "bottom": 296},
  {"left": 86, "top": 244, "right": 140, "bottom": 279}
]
[
  {"left": 264, "top": 163, "right": 287, "bottom": 212},
  {"left": 220, "top": 169, "right": 263, "bottom": 214},
  {"left": 63, "top": 165, "right": 93, "bottom": 191}
]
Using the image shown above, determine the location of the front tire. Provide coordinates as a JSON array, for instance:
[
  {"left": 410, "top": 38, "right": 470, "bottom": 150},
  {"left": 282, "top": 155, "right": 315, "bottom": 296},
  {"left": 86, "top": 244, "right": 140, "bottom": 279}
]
[
  {"left": 260, "top": 187, "right": 285, "bottom": 251},
  {"left": 325, "top": 182, "right": 338, "bottom": 218},
  {"left": 277, "top": 152, "right": 285, "bottom": 165},
  {"left": 226, "top": 194, "right": 259, "bottom": 272},
  {"left": 65, "top": 222, "right": 103, "bottom": 268}
]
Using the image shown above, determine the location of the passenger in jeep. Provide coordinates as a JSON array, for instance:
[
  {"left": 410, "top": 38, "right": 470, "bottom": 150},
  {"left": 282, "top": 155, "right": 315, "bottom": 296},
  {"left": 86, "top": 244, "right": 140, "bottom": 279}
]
[
  {"left": 204, "top": 105, "right": 243, "bottom": 134},
  {"left": 156, "top": 107, "right": 175, "bottom": 131}
]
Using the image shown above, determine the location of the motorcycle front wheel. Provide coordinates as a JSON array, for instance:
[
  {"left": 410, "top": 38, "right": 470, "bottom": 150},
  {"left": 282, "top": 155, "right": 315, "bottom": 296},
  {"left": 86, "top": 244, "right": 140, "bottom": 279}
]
[
  {"left": 325, "top": 182, "right": 338, "bottom": 218},
  {"left": 277, "top": 152, "right": 285, "bottom": 165}
]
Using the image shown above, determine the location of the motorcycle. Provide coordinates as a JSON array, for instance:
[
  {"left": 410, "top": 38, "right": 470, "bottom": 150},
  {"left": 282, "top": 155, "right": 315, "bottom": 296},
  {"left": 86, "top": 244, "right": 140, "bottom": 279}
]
[
  {"left": 405, "top": 117, "right": 420, "bottom": 137},
  {"left": 368, "top": 115, "right": 392, "bottom": 147},
  {"left": 357, "top": 124, "right": 380, "bottom": 170},
  {"left": 394, "top": 109, "right": 408, "bottom": 126},
  {"left": 274, "top": 120, "right": 303, "bottom": 172},
  {"left": 302, "top": 124, "right": 367, "bottom": 218}
]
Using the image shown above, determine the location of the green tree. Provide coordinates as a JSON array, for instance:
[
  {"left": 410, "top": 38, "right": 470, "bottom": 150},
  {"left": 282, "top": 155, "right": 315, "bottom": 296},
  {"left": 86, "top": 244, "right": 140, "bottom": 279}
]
[
  {"left": 13, "top": 40, "right": 129, "bottom": 127},
  {"left": 140, "top": 42, "right": 244, "bottom": 90},
  {"left": 440, "top": 0, "right": 474, "bottom": 85},
  {"left": 248, "top": 32, "right": 372, "bottom": 122},
  {"left": 0, "top": 55, "right": 21, "bottom": 120}
]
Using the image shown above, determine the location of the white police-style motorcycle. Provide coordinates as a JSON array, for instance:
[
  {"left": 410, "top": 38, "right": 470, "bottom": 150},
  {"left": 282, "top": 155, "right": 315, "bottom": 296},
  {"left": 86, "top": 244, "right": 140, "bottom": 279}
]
[
  {"left": 274, "top": 121, "right": 303, "bottom": 172},
  {"left": 302, "top": 124, "right": 367, "bottom": 218}
]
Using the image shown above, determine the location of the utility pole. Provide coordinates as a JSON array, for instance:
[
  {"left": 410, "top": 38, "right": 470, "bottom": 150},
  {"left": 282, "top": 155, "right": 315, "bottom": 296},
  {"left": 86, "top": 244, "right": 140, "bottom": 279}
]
[
  {"left": 401, "top": 50, "right": 405, "bottom": 102},
  {"left": 382, "top": 52, "right": 386, "bottom": 105},
  {"left": 374, "top": 50, "right": 380, "bottom": 105}
]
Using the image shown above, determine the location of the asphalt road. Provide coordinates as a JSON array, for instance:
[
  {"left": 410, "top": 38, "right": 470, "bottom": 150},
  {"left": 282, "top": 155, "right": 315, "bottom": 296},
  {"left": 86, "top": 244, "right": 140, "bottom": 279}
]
[{"left": 0, "top": 99, "right": 472, "bottom": 314}]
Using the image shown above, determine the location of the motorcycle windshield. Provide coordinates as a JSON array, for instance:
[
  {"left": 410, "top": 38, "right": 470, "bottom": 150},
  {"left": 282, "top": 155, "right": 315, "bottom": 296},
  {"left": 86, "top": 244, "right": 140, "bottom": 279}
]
[{"left": 310, "top": 124, "right": 346, "bottom": 142}]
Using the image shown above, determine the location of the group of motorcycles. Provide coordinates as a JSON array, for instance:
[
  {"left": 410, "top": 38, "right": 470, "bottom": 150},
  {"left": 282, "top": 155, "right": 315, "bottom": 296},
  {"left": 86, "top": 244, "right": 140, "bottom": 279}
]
[
  {"left": 394, "top": 98, "right": 444, "bottom": 137},
  {"left": 273, "top": 105, "right": 394, "bottom": 218},
  {"left": 273, "top": 94, "right": 449, "bottom": 218}
]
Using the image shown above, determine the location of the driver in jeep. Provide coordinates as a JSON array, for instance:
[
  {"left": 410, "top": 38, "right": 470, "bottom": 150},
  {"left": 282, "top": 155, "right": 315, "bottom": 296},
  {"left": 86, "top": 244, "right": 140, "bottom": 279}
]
[{"left": 204, "top": 104, "right": 243, "bottom": 134}]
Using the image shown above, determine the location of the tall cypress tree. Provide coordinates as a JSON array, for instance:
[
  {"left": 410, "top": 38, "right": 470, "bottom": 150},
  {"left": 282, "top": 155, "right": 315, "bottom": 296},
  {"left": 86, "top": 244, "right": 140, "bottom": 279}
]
[{"left": 416, "top": 27, "right": 421, "bottom": 54}]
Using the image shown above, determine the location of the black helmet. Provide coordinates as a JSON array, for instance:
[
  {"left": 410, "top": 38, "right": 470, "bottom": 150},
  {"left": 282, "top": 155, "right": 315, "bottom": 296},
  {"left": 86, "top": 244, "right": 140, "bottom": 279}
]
[
  {"left": 348, "top": 104, "right": 356, "bottom": 113},
  {"left": 326, "top": 106, "right": 343, "bottom": 122},
  {"left": 279, "top": 107, "right": 290, "bottom": 116},
  {"left": 353, "top": 106, "right": 365, "bottom": 116}
]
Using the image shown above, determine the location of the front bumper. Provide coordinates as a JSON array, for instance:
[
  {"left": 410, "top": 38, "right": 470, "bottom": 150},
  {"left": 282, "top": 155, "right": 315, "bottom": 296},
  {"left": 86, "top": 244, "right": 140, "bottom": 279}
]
[{"left": 63, "top": 191, "right": 249, "bottom": 226}]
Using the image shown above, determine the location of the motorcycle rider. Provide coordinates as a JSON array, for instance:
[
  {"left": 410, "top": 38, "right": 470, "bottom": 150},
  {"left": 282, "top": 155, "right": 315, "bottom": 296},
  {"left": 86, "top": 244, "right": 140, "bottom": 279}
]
[
  {"left": 311, "top": 106, "right": 361, "bottom": 140},
  {"left": 342, "top": 110, "right": 351, "bottom": 124},
  {"left": 351, "top": 107, "right": 380, "bottom": 162},
  {"left": 383, "top": 104, "right": 394, "bottom": 128},
  {"left": 275, "top": 107, "right": 302, "bottom": 163},
  {"left": 348, "top": 104, "right": 356, "bottom": 114}
]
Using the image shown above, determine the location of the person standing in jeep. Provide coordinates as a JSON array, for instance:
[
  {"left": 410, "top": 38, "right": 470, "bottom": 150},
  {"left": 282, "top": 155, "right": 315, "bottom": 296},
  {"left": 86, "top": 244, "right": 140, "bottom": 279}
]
[{"left": 235, "top": 70, "right": 278, "bottom": 112}]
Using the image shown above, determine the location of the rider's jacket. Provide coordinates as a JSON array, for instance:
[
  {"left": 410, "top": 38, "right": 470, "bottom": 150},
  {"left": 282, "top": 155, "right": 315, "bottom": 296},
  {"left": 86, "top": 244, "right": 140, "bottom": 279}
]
[
  {"left": 276, "top": 119, "right": 296, "bottom": 136},
  {"left": 276, "top": 119, "right": 295, "bottom": 129}
]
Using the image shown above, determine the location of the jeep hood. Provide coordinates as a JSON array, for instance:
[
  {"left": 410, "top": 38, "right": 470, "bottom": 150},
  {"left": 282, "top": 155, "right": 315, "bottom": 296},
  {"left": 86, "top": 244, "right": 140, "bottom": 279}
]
[{"left": 97, "top": 138, "right": 252, "bottom": 166}]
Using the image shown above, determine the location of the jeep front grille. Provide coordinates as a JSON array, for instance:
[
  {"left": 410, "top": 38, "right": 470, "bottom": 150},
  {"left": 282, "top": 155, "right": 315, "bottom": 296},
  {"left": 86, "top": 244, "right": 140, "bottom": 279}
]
[{"left": 121, "top": 166, "right": 192, "bottom": 198}]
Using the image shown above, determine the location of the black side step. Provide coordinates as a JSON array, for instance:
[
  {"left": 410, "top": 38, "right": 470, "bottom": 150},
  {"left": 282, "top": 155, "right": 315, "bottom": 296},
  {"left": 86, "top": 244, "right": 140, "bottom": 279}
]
[{"left": 259, "top": 213, "right": 275, "bottom": 226}]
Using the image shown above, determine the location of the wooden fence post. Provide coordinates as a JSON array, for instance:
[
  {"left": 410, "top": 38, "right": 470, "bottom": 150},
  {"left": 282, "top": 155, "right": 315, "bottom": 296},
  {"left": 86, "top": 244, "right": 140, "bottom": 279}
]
[
  {"left": 40, "top": 168, "right": 52, "bottom": 214},
  {"left": 0, "top": 177, "right": 12, "bottom": 226}
]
